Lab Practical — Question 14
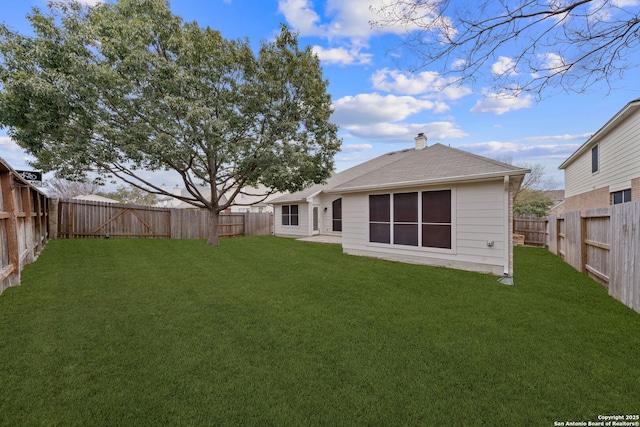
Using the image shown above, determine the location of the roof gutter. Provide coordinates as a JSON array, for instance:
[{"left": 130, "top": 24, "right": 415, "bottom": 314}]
[{"left": 325, "top": 169, "right": 530, "bottom": 194}]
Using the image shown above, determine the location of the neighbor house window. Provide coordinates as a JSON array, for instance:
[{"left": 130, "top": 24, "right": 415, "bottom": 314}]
[
  {"left": 332, "top": 198, "right": 342, "bottom": 232},
  {"left": 592, "top": 145, "right": 599, "bottom": 173},
  {"left": 369, "top": 190, "right": 452, "bottom": 249},
  {"left": 612, "top": 189, "right": 631, "bottom": 205},
  {"left": 282, "top": 205, "right": 299, "bottom": 226}
]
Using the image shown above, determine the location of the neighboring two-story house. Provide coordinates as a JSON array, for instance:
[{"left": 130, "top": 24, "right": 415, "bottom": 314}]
[{"left": 559, "top": 98, "right": 640, "bottom": 212}]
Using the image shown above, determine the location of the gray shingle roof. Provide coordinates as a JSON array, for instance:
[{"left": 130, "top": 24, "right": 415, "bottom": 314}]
[
  {"left": 270, "top": 143, "right": 528, "bottom": 202},
  {"left": 332, "top": 144, "right": 528, "bottom": 192},
  {"left": 270, "top": 147, "right": 415, "bottom": 203}
]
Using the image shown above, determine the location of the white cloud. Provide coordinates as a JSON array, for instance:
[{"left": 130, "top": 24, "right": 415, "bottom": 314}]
[
  {"left": 614, "top": 0, "right": 640, "bottom": 6},
  {"left": 312, "top": 45, "right": 372, "bottom": 65},
  {"left": 470, "top": 92, "right": 534, "bottom": 115},
  {"left": 59, "top": 0, "right": 103, "bottom": 5},
  {"left": 278, "top": 0, "right": 324, "bottom": 36},
  {"left": 278, "top": 0, "right": 421, "bottom": 40},
  {"left": 535, "top": 52, "right": 569, "bottom": 75},
  {"left": 341, "top": 143, "right": 373, "bottom": 152},
  {"left": 342, "top": 121, "right": 467, "bottom": 142},
  {"left": 371, "top": 68, "right": 472, "bottom": 100},
  {"left": 0, "top": 136, "right": 34, "bottom": 169},
  {"left": 460, "top": 141, "right": 521, "bottom": 155},
  {"left": 459, "top": 140, "right": 582, "bottom": 158},
  {"left": 491, "top": 56, "right": 518, "bottom": 77},
  {"left": 451, "top": 58, "right": 466, "bottom": 70},
  {"left": 332, "top": 93, "right": 437, "bottom": 125},
  {"left": 521, "top": 133, "right": 592, "bottom": 142}
]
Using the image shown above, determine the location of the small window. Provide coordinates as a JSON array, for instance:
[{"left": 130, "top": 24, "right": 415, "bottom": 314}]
[
  {"left": 282, "top": 205, "right": 299, "bottom": 226},
  {"left": 591, "top": 145, "right": 599, "bottom": 173},
  {"left": 612, "top": 189, "right": 631, "bottom": 205}
]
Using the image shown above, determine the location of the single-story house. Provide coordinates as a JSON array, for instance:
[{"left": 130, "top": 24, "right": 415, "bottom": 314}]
[
  {"left": 73, "top": 194, "right": 119, "bottom": 203},
  {"left": 270, "top": 134, "right": 530, "bottom": 278},
  {"left": 156, "top": 184, "right": 282, "bottom": 212}
]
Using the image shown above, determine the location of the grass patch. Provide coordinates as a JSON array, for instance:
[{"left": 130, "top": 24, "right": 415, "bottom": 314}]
[{"left": 1, "top": 236, "right": 639, "bottom": 425}]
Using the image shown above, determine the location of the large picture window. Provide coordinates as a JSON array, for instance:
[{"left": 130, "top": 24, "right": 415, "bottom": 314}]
[
  {"left": 369, "top": 190, "right": 452, "bottom": 249},
  {"left": 282, "top": 205, "right": 299, "bottom": 226}
]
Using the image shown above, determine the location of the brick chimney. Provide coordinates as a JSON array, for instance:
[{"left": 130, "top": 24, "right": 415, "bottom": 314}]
[{"left": 414, "top": 133, "right": 428, "bottom": 150}]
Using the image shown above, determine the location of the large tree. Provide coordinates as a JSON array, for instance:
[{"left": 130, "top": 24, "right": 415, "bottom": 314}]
[
  {"left": 0, "top": 0, "right": 340, "bottom": 245},
  {"left": 371, "top": 0, "right": 640, "bottom": 96}
]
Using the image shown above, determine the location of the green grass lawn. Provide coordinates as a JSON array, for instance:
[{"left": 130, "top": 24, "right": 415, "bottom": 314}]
[{"left": 1, "top": 236, "right": 639, "bottom": 426}]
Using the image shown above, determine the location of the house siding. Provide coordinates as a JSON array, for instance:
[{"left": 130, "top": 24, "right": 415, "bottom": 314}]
[
  {"left": 341, "top": 180, "right": 508, "bottom": 275},
  {"left": 273, "top": 203, "right": 310, "bottom": 237},
  {"left": 317, "top": 194, "right": 343, "bottom": 236},
  {"left": 564, "top": 110, "right": 640, "bottom": 210},
  {"left": 564, "top": 186, "right": 611, "bottom": 213}
]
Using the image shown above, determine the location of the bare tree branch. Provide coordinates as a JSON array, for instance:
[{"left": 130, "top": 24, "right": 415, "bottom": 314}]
[{"left": 371, "top": 0, "right": 640, "bottom": 97}]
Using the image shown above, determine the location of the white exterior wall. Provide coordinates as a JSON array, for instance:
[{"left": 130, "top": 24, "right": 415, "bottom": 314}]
[
  {"left": 316, "top": 193, "right": 343, "bottom": 236},
  {"left": 341, "top": 180, "right": 509, "bottom": 275},
  {"left": 565, "top": 112, "right": 640, "bottom": 198},
  {"left": 273, "top": 203, "right": 310, "bottom": 237},
  {"left": 229, "top": 205, "right": 273, "bottom": 213}
]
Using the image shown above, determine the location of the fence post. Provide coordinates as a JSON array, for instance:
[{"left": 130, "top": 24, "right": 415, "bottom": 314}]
[
  {"left": 581, "top": 215, "right": 588, "bottom": 273},
  {"left": 49, "top": 198, "right": 59, "bottom": 239},
  {"left": 0, "top": 172, "right": 20, "bottom": 291}
]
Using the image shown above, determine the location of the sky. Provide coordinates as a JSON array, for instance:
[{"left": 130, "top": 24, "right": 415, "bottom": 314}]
[{"left": 1, "top": 0, "right": 640, "bottom": 190}]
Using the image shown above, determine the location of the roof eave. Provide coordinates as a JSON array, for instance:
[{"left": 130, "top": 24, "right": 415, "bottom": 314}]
[
  {"left": 326, "top": 169, "right": 530, "bottom": 194},
  {"left": 559, "top": 98, "right": 640, "bottom": 170}
]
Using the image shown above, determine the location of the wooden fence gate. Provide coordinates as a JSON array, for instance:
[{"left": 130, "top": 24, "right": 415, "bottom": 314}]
[
  {"left": 58, "top": 200, "right": 171, "bottom": 238},
  {"left": 57, "top": 199, "right": 273, "bottom": 239}
]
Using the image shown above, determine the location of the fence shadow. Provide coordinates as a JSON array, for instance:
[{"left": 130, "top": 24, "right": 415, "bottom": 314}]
[{"left": 516, "top": 202, "right": 640, "bottom": 314}]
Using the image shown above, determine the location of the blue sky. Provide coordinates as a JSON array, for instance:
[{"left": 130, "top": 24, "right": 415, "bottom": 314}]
[{"left": 2, "top": 0, "right": 640, "bottom": 189}]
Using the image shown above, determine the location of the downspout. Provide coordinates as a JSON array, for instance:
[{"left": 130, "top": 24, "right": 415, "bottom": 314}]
[
  {"left": 499, "top": 175, "right": 514, "bottom": 285},
  {"left": 306, "top": 195, "right": 315, "bottom": 236}
]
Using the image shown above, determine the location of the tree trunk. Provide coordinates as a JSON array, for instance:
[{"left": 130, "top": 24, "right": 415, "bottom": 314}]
[{"left": 206, "top": 209, "right": 220, "bottom": 246}]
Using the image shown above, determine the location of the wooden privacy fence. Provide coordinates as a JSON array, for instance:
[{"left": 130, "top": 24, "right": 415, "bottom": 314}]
[
  {"left": 0, "top": 158, "right": 50, "bottom": 293},
  {"left": 513, "top": 216, "right": 547, "bottom": 246},
  {"left": 543, "top": 202, "right": 640, "bottom": 314},
  {"left": 57, "top": 199, "right": 273, "bottom": 239}
]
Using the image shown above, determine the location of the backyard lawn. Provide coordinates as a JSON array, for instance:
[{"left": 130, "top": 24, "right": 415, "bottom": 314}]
[{"left": 1, "top": 236, "right": 639, "bottom": 426}]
